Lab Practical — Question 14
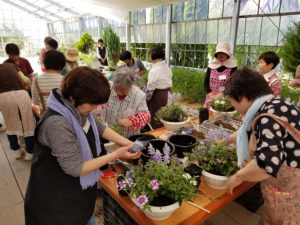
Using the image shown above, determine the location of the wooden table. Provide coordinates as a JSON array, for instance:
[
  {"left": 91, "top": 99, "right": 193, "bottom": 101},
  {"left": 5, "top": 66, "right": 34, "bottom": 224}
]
[{"left": 100, "top": 120, "right": 255, "bottom": 225}]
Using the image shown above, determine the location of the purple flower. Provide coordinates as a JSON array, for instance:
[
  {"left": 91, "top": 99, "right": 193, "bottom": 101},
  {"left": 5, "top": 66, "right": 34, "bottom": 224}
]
[
  {"left": 153, "top": 150, "right": 162, "bottom": 163},
  {"left": 147, "top": 144, "right": 156, "bottom": 155},
  {"left": 163, "top": 143, "right": 171, "bottom": 155},
  {"left": 142, "top": 86, "right": 148, "bottom": 92},
  {"left": 216, "top": 158, "right": 224, "bottom": 163},
  {"left": 176, "top": 93, "right": 181, "bottom": 99},
  {"left": 149, "top": 179, "right": 159, "bottom": 190},
  {"left": 223, "top": 135, "right": 230, "bottom": 142},
  {"left": 179, "top": 114, "right": 182, "bottom": 121},
  {"left": 125, "top": 178, "right": 134, "bottom": 187},
  {"left": 116, "top": 180, "right": 126, "bottom": 190},
  {"left": 192, "top": 150, "right": 202, "bottom": 155},
  {"left": 137, "top": 195, "right": 148, "bottom": 207},
  {"left": 163, "top": 154, "right": 171, "bottom": 164}
]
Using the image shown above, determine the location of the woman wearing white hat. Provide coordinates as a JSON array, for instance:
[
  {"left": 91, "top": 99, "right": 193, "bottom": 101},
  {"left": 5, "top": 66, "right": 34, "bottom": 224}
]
[
  {"left": 62, "top": 48, "right": 80, "bottom": 75},
  {"left": 203, "top": 42, "right": 237, "bottom": 109}
]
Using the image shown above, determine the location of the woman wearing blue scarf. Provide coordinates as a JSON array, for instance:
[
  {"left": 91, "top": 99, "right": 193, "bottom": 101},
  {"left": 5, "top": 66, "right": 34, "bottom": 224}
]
[
  {"left": 25, "top": 67, "right": 141, "bottom": 225},
  {"left": 225, "top": 67, "right": 300, "bottom": 225}
]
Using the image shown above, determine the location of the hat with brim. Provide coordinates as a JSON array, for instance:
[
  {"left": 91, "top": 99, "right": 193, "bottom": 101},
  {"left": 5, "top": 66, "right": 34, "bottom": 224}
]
[
  {"left": 208, "top": 42, "right": 237, "bottom": 69},
  {"left": 289, "top": 65, "right": 300, "bottom": 88},
  {"left": 65, "top": 48, "right": 80, "bottom": 61},
  {"left": 214, "top": 42, "right": 231, "bottom": 58}
]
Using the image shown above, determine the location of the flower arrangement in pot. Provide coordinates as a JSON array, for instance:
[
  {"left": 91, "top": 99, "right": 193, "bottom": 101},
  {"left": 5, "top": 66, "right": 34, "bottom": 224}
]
[
  {"left": 117, "top": 144, "right": 197, "bottom": 221},
  {"left": 210, "top": 96, "right": 236, "bottom": 117},
  {"left": 155, "top": 104, "right": 190, "bottom": 130},
  {"left": 142, "top": 140, "right": 175, "bottom": 164},
  {"left": 185, "top": 130, "right": 239, "bottom": 189}
]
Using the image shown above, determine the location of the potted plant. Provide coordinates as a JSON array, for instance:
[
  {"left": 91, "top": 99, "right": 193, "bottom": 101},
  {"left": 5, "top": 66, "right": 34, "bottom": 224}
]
[
  {"left": 117, "top": 144, "right": 197, "bottom": 221},
  {"left": 102, "top": 25, "right": 120, "bottom": 69},
  {"left": 185, "top": 137, "right": 239, "bottom": 189},
  {"left": 210, "top": 96, "right": 236, "bottom": 117},
  {"left": 142, "top": 140, "right": 175, "bottom": 164},
  {"left": 155, "top": 104, "right": 190, "bottom": 130}
]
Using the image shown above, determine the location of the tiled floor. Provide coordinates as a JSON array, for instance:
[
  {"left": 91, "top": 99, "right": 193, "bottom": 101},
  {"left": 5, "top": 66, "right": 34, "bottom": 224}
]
[{"left": 0, "top": 130, "right": 261, "bottom": 225}]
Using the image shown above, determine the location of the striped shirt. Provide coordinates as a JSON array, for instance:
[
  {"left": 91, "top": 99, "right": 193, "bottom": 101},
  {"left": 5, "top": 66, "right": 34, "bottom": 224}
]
[
  {"left": 103, "top": 86, "right": 150, "bottom": 138},
  {"left": 31, "top": 72, "right": 63, "bottom": 109}
]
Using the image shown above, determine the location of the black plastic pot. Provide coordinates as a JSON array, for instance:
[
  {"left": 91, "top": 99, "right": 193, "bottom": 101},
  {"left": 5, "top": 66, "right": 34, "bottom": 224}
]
[
  {"left": 168, "top": 134, "right": 197, "bottom": 158},
  {"left": 128, "top": 134, "right": 156, "bottom": 142},
  {"left": 184, "top": 164, "right": 202, "bottom": 188},
  {"left": 142, "top": 139, "right": 175, "bottom": 164},
  {"left": 128, "top": 134, "right": 156, "bottom": 165}
]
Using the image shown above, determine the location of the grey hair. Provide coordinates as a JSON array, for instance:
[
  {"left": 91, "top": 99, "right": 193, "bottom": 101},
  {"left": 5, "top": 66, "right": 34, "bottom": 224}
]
[{"left": 113, "top": 67, "right": 135, "bottom": 89}]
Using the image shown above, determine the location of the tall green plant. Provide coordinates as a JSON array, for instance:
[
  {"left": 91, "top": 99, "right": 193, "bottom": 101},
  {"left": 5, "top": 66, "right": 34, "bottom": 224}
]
[
  {"left": 75, "top": 33, "right": 94, "bottom": 54},
  {"left": 102, "top": 26, "right": 120, "bottom": 68},
  {"left": 281, "top": 80, "right": 300, "bottom": 104},
  {"left": 279, "top": 22, "right": 300, "bottom": 76},
  {"left": 172, "top": 68, "right": 206, "bottom": 104}
]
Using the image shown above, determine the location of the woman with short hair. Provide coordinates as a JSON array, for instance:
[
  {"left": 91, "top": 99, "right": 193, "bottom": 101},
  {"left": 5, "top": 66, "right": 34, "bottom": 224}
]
[
  {"left": 25, "top": 67, "right": 141, "bottom": 225},
  {"left": 3, "top": 43, "right": 34, "bottom": 80},
  {"left": 147, "top": 45, "right": 172, "bottom": 129},
  {"left": 103, "top": 67, "right": 150, "bottom": 137},
  {"left": 226, "top": 67, "right": 300, "bottom": 225},
  {"left": 0, "top": 63, "right": 35, "bottom": 160}
]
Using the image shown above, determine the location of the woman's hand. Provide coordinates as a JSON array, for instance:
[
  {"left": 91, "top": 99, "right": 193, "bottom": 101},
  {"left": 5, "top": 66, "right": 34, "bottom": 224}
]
[
  {"left": 116, "top": 144, "right": 141, "bottom": 159},
  {"left": 227, "top": 174, "right": 243, "bottom": 194},
  {"left": 119, "top": 118, "right": 133, "bottom": 127}
]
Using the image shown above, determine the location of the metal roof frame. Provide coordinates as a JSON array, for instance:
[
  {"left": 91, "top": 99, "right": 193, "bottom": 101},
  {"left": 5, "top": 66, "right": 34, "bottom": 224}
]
[
  {"left": 0, "top": 0, "right": 82, "bottom": 22},
  {"left": 3, "top": 0, "right": 51, "bottom": 22}
]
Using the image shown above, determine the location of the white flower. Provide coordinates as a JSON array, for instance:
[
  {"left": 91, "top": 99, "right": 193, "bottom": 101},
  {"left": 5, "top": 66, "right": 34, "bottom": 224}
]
[
  {"left": 215, "top": 100, "right": 220, "bottom": 104},
  {"left": 220, "top": 101, "right": 225, "bottom": 104},
  {"left": 183, "top": 173, "right": 191, "bottom": 180}
]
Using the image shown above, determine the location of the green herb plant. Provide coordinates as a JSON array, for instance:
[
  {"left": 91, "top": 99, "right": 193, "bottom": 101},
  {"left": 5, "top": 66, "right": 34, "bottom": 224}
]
[
  {"left": 155, "top": 104, "right": 188, "bottom": 122},
  {"left": 110, "top": 122, "right": 121, "bottom": 134}
]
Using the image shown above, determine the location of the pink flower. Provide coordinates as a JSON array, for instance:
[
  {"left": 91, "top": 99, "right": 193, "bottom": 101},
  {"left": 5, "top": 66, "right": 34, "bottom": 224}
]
[
  {"left": 137, "top": 195, "right": 148, "bottom": 207},
  {"left": 149, "top": 179, "right": 159, "bottom": 190}
]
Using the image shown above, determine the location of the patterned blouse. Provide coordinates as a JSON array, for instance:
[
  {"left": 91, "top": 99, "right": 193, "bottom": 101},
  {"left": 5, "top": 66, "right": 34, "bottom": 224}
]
[
  {"left": 254, "top": 97, "right": 300, "bottom": 177},
  {"left": 103, "top": 86, "right": 150, "bottom": 138}
]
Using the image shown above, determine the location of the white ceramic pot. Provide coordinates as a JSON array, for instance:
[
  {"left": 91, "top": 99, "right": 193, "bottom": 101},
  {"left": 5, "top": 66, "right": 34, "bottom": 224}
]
[
  {"left": 210, "top": 108, "right": 236, "bottom": 118},
  {"left": 132, "top": 198, "right": 180, "bottom": 221},
  {"left": 202, "top": 170, "right": 229, "bottom": 189},
  {"left": 144, "top": 201, "right": 180, "bottom": 221},
  {"left": 161, "top": 117, "right": 190, "bottom": 131}
]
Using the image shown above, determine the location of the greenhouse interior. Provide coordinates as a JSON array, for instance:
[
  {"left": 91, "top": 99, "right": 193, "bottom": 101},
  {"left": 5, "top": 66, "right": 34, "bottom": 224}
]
[{"left": 0, "top": 0, "right": 300, "bottom": 225}]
